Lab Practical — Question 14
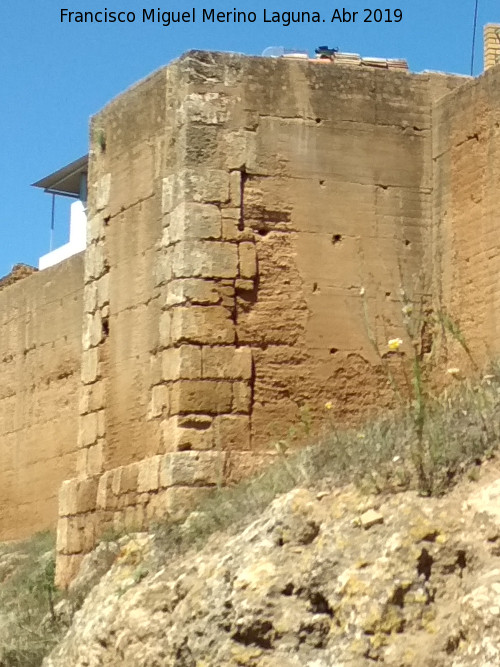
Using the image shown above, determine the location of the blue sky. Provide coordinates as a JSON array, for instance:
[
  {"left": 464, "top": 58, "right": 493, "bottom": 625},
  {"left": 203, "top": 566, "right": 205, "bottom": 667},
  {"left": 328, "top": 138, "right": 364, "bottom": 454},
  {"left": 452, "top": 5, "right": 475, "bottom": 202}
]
[{"left": 0, "top": 0, "right": 495, "bottom": 277}]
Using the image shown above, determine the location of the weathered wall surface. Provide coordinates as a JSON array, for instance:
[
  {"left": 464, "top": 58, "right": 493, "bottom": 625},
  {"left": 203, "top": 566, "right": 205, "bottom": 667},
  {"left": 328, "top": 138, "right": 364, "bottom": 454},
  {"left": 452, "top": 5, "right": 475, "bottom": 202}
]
[
  {"left": 433, "top": 66, "right": 500, "bottom": 368},
  {"left": 0, "top": 256, "right": 83, "bottom": 539},
  {"left": 54, "top": 54, "right": 470, "bottom": 584}
]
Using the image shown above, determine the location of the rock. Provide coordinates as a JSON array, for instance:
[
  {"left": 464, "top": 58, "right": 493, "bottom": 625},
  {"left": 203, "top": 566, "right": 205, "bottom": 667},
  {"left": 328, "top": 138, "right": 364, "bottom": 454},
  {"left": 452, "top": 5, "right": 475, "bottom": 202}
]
[
  {"left": 38, "top": 461, "right": 500, "bottom": 667},
  {"left": 359, "top": 509, "right": 384, "bottom": 529}
]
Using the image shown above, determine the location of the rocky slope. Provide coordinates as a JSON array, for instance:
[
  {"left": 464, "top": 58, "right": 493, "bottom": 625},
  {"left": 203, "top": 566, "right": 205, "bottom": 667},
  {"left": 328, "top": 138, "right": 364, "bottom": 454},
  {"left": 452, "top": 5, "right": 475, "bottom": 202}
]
[{"left": 42, "top": 459, "right": 500, "bottom": 667}]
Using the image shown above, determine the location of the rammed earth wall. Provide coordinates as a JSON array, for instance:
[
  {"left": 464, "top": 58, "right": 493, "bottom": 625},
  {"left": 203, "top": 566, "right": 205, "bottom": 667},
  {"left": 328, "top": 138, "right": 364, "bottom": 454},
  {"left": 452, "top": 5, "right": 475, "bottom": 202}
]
[
  {"left": 0, "top": 256, "right": 83, "bottom": 540},
  {"left": 1, "top": 51, "right": 498, "bottom": 586}
]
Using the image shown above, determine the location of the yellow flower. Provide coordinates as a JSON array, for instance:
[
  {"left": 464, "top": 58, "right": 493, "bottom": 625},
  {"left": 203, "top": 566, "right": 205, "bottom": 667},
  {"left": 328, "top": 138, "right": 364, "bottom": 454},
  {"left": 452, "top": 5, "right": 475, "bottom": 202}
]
[
  {"left": 387, "top": 338, "right": 403, "bottom": 351},
  {"left": 325, "top": 401, "right": 333, "bottom": 410}
]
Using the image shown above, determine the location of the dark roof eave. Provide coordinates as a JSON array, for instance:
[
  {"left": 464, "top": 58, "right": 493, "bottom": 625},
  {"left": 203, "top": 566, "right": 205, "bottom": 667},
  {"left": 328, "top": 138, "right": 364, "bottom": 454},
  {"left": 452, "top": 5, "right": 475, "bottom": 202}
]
[{"left": 32, "top": 155, "right": 88, "bottom": 197}]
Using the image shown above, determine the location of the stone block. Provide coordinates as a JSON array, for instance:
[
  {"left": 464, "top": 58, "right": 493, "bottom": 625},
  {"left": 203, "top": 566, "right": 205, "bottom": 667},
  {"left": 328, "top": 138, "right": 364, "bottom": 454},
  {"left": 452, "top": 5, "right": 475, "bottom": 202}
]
[
  {"left": 55, "top": 554, "right": 84, "bottom": 590},
  {"left": 232, "top": 382, "right": 252, "bottom": 414},
  {"left": 162, "top": 416, "right": 215, "bottom": 451},
  {"left": 137, "top": 455, "right": 162, "bottom": 493},
  {"left": 82, "top": 514, "right": 97, "bottom": 553},
  {"left": 162, "top": 174, "right": 176, "bottom": 214},
  {"left": 149, "top": 354, "right": 162, "bottom": 387},
  {"left": 87, "top": 441, "right": 104, "bottom": 476},
  {"left": 79, "top": 382, "right": 106, "bottom": 416},
  {"left": 161, "top": 345, "right": 202, "bottom": 381},
  {"left": 164, "top": 486, "right": 213, "bottom": 522},
  {"left": 83, "top": 282, "right": 98, "bottom": 314},
  {"left": 112, "top": 463, "right": 139, "bottom": 496},
  {"left": 124, "top": 491, "right": 138, "bottom": 507},
  {"left": 181, "top": 91, "right": 228, "bottom": 125},
  {"left": 59, "top": 477, "right": 98, "bottom": 516},
  {"left": 222, "top": 207, "right": 240, "bottom": 221},
  {"left": 95, "top": 173, "right": 111, "bottom": 212},
  {"left": 113, "top": 511, "right": 125, "bottom": 534},
  {"left": 87, "top": 213, "right": 106, "bottom": 244},
  {"left": 172, "top": 241, "right": 238, "bottom": 279},
  {"left": 97, "top": 472, "right": 116, "bottom": 510},
  {"left": 81, "top": 348, "right": 100, "bottom": 385},
  {"left": 137, "top": 493, "right": 150, "bottom": 505},
  {"left": 79, "top": 412, "right": 98, "bottom": 448},
  {"left": 162, "top": 169, "right": 230, "bottom": 213},
  {"left": 202, "top": 346, "right": 252, "bottom": 380},
  {"left": 82, "top": 312, "right": 103, "bottom": 350},
  {"left": 145, "top": 492, "right": 163, "bottom": 521},
  {"left": 165, "top": 279, "right": 222, "bottom": 307},
  {"left": 76, "top": 449, "right": 87, "bottom": 478},
  {"left": 96, "top": 273, "right": 110, "bottom": 307},
  {"left": 223, "top": 130, "right": 256, "bottom": 171},
  {"left": 171, "top": 306, "right": 235, "bottom": 345},
  {"left": 159, "top": 311, "right": 172, "bottom": 347},
  {"left": 161, "top": 226, "right": 171, "bottom": 247},
  {"left": 239, "top": 242, "right": 257, "bottom": 279},
  {"left": 169, "top": 203, "right": 221, "bottom": 241},
  {"left": 154, "top": 246, "right": 173, "bottom": 286},
  {"left": 124, "top": 505, "right": 143, "bottom": 531},
  {"left": 170, "top": 380, "right": 233, "bottom": 415},
  {"left": 214, "top": 415, "right": 251, "bottom": 450},
  {"left": 225, "top": 451, "right": 278, "bottom": 485},
  {"left": 235, "top": 279, "right": 255, "bottom": 292},
  {"left": 180, "top": 168, "right": 230, "bottom": 205},
  {"left": 222, "top": 219, "right": 240, "bottom": 241},
  {"left": 159, "top": 451, "right": 226, "bottom": 487},
  {"left": 229, "top": 171, "right": 241, "bottom": 205},
  {"left": 56, "top": 517, "right": 70, "bottom": 553},
  {"left": 148, "top": 384, "right": 170, "bottom": 419},
  {"left": 84, "top": 243, "right": 107, "bottom": 283}
]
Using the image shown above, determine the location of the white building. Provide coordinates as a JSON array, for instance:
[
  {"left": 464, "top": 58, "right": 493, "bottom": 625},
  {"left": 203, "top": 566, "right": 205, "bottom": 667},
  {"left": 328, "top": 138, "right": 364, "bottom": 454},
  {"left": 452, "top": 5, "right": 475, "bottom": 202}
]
[{"left": 32, "top": 155, "right": 88, "bottom": 270}]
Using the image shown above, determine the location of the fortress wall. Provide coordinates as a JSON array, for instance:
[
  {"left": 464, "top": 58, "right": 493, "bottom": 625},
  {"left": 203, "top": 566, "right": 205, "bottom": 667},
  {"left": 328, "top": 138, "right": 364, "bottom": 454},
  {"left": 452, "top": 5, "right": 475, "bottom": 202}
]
[
  {"left": 0, "top": 256, "right": 83, "bottom": 539},
  {"left": 183, "top": 55, "right": 464, "bottom": 457},
  {"left": 56, "top": 55, "right": 470, "bottom": 585},
  {"left": 52, "top": 54, "right": 481, "bottom": 586},
  {"left": 433, "top": 66, "right": 500, "bottom": 368}
]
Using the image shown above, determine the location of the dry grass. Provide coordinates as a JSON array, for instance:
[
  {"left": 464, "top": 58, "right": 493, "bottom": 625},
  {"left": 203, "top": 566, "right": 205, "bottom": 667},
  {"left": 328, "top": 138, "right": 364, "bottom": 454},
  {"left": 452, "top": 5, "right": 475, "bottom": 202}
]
[
  {"left": 1, "top": 365, "right": 499, "bottom": 666},
  {"left": 0, "top": 532, "right": 66, "bottom": 667},
  {"left": 154, "top": 363, "right": 500, "bottom": 558}
]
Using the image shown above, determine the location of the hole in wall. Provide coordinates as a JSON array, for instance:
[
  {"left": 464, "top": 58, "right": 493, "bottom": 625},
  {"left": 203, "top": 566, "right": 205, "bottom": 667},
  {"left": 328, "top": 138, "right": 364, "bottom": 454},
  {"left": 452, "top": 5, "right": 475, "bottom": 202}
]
[
  {"left": 404, "top": 239, "right": 411, "bottom": 247},
  {"left": 312, "top": 282, "right": 319, "bottom": 293},
  {"left": 102, "top": 317, "right": 110, "bottom": 338},
  {"left": 319, "top": 179, "right": 325, "bottom": 187},
  {"left": 315, "top": 117, "right": 322, "bottom": 124},
  {"left": 385, "top": 292, "right": 391, "bottom": 299},
  {"left": 258, "top": 228, "right": 269, "bottom": 237},
  {"left": 331, "top": 234, "right": 342, "bottom": 246},
  {"left": 330, "top": 347, "right": 339, "bottom": 355}
]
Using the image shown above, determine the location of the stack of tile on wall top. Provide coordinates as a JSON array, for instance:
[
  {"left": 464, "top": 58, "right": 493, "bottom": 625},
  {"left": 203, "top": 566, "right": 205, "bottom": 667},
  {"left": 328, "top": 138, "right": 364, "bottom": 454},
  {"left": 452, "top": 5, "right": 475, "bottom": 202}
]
[{"left": 310, "top": 52, "right": 408, "bottom": 70}]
